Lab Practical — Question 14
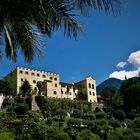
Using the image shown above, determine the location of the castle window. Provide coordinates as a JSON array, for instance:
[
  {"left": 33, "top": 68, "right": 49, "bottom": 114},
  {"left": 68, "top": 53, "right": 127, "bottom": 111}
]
[
  {"left": 61, "top": 91, "right": 63, "bottom": 94},
  {"left": 89, "top": 83, "right": 91, "bottom": 88},
  {"left": 92, "top": 84, "right": 94, "bottom": 89},
  {"left": 25, "top": 71, "right": 28, "bottom": 75},
  {"left": 54, "top": 91, "right": 57, "bottom": 95},
  {"left": 50, "top": 77, "right": 53, "bottom": 80},
  {"left": 21, "top": 78, "right": 23, "bottom": 82},
  {"left": 55, "top": 84, "right": 57, "bottom": 87},
  {"left": 37, "top": 73, "right": 40, "bottom": 77},
  {"left": 83, "top": 84, "right": 85, "bottom": 88},
  {"left": 70, "top": 92, "right": 71, "bottom": 95},
  {"left": 31, "top": 72, "right": 35, "bottom": 76},
  {"left": 79, "top": 85, "right": 82, "bottom": 88},
  {"left": 89, "top": 91, "right": 91, "bottom": 95},
  {"left": 19, "top": 70, "right": 23, "bottom": 74},
  {"left": 33, "top": 80, "right": 36, "bottom": 84},
  {"left": 93, "top": 92, "right": 95, "bottom": 96},
  {"left": 43, "top": 75, "right": 46, "bottom": 78},
  {"left": 54, "top": 77, "right": 57, "bottom": 81}
]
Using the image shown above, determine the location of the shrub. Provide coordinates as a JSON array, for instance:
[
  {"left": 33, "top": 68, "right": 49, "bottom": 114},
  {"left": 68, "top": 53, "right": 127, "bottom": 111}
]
[
  {"left": 109, "top": 119, "right": 121, "bottom": 128},
  {"left": 64, "top": 127, "right": 79, "bottom": 140},
  {"left": 134, "top": 133, "right": 140, "bottom": 140},
  {"left": 109, "top": 128, "right": 134, "bottom": 140},
  {"left": 0, "top": 132, "right": 15, "bottom": 140},
  {"left": 67, "top": 118, "right": 81, "bottom": 128},
  {"left": 14, "top": 103, "right": 29, "bottom": 115},
  {"left": 95, "top": 119, "right": 108, "bottom": 126},
  {"left": 46, "top": 117, "right": 53, "bottom": 126},
  {"left": 82, "top": 112, "right": 96, "bottom": 120},
  {"left": 47, "top": 127, "right": 70, "bottom": 140},
  {"left": 95, "top": 112, "right": 107, "bottom": 119},
  {"left": 71, "top": 109, "right": 82, "bottom": 118},
  {"left": 77, "top": 129, "right": 100, "bottom": 140},
  {"left": 132, "top": 117, "right": 140, "bottom": 133},
  {"left": 113, "top": 109, "right": 126, "bottom": 121},
  {"left": 82, "top": 120, "right": 95, "bottom": 129}
]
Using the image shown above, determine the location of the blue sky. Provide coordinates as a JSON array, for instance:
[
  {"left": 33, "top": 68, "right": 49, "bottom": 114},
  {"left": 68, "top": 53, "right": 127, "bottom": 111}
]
[{"left": 1, "top": 0, "right": 140, "bottom": 85}]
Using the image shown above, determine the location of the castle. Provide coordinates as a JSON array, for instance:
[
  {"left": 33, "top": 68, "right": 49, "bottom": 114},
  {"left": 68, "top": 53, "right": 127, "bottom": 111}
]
[{"left": 6, "top": 66, "right": 97, "bottom": 102}]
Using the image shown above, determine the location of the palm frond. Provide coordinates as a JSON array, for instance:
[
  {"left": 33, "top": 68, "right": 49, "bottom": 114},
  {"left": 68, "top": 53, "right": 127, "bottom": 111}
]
[
  {"left": 44, "top": 0, "right": 83, "bottom": 39},
  {"left": 11, "top": 20, "right": 42, "bottom": 63},
  {"left": 30, "top": 0, "right": 52, "bottom": 37},
  {"left": 3, "top": 23, "right": 17, "bottom": 61},
  {"left": 0, "top": 0, "right": 125, "bottom": 62},
  {"left": 66, "top": 0, "right": 124, "bottom": 15}
]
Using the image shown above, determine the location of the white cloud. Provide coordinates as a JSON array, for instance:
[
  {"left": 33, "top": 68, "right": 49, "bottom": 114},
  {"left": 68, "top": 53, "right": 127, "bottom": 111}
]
[
  {"left": 128, "top": 51, "right": 140, "bottom": 68},
  {"left": 109, "top": 50, "right": 140, "bottom": 80},
  {"left": 109, "top": 68, "right": 140, "bottom": 80},
  {"left": 116, "top": 61, "right": 127, "bottom": 69}
]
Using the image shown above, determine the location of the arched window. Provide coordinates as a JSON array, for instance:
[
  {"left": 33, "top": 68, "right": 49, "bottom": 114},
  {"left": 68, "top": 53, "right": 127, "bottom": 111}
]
[
  {"left": 31, "top": 72, "right": 35, "bottom": 76},
  {"left": 19, "top": 70, "right": 23, "bottom": 74},
  {"left": 89, "top": 83, "right": 91, "bottom": 88},
  {"left": 89, "top": 91, "right": 91, "bottom": 95},
  {"left": 25, "top": 71, "right": 28, "bottom": 75}
]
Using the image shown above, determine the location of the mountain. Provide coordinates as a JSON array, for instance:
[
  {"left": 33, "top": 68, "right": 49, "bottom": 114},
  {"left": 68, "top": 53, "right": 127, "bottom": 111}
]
[{"left": 97, "top": 78, "right": 122, "bottom": 94}]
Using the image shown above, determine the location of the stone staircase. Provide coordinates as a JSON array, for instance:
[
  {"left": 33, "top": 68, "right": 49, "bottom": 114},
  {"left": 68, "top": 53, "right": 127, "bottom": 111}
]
[{"left": 31, "top": 95, "right": 40, "bottom": 111}]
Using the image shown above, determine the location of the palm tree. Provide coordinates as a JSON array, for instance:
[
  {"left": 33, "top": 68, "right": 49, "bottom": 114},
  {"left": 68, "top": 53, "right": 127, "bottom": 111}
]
[{"left": 0, "top": 0, "right": 124, "bottom": 62}]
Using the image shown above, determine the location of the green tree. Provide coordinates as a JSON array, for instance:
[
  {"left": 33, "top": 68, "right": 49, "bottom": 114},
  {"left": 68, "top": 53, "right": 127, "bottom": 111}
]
[
  {"left": 3, "top": 76, "right": 16, "bottom": 95},
  {"left": 14, "top": 103, "right": 29, "bottom": 115},
  {"left": 77, "top": 129, "right": 99, "bottom": 140},
  {"left": 47, "top": 127, "right": 70, "bottom": 140},
  {"left": 20, "top": 79, "right": 32, "bottom": 96},
  {"left": 0, "top": 0, "right": 124, "bottom": 62},
  {"left": 125, "top": 83, "right": 140, "bottom": 111},
  {"left": 82, "top": 112, "right": 96, "bottom": 120},
  {"left": 76, "top": 92, "right": 88, "bottom": 101},
  {"left": 71, "top": 109, "right": 83, "bottom": 118},
  {"left": 101, "top": 85, "right": 118, "bottom": 103},
  {"left": 101, "top": 85, "right": 123, "bottom": 113},
  {"left": 0, "top": 132, "right": 15, "bottom": 140},
  {"left": 132, "top": 117, "right": 140, "bottom": 134},
  {"left": 0, "top": 80, "right": 14, "bottom": 96},
  {"left": 109, "top": 128, "right": 134, "bottom": 140},
  {"left": 64, "top": 127, "right": 79, "bottom": 140},
  {"left": 36, "top": 81, "right": 42, "bottom": 95},
  {"left": 56, "top": 108, "right": 67, "bottom": 120},
  {"left": 120, "top": 77, "right": 140, "bottom": 112},
  {"left": 113, "top": 109, "right": 126, "bottom": 121},
  {"left": 67, "top": 118, "right": 81, "bottom": 128}
]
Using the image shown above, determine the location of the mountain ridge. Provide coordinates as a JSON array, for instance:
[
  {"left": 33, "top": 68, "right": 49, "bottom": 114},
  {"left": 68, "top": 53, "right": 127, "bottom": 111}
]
[{"left": 97, "top": 78, "right": 122, "bottom": 94}]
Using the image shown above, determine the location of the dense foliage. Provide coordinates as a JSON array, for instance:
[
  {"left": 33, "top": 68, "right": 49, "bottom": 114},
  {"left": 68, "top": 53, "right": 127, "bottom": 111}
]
[
  {"left": 120, "top": 77, "right": 140, "bottom": 113},
  {"left": 1, "top": 77, "right": 140, "bottom": 139},
  {"left": 0, "top": 79, "right": 15, "bottom": 96}
]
